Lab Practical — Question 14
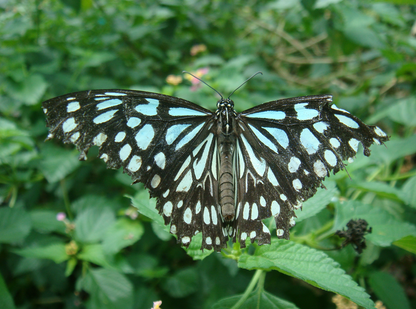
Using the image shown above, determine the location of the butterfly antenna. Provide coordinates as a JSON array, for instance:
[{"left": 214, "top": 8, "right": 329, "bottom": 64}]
[
  {"left": 228, "top": 71, "right": 263, "bottom": 99},
  {"left": 182, "top": 71, "right": 224, "bottom": 99}
]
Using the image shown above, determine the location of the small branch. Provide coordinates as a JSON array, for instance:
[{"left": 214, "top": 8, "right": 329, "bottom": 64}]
[{"left": 231, "top": 269, "right": 264, "bottom": 309}]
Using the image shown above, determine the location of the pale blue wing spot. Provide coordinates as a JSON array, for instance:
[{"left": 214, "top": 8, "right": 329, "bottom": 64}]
[
  {"left": 67, "top": 102, "right": 80, "bottom": 113},
  {"left": 97, "top": 98, "right": 123, "bottom": 110},
  {"left": 166, "top": 124, "right": 191, "bottom": 145},
  {"left": 246, "top": 110, "right": 285, "bottom": 120},
  {"left": 300, "top": 128, "right": 320, "bottom": 154},
  {"left": 127, "top": 117, "right": 141, "bottom": 128},
  {"left": 241, "top": 135, "right": 266, "bottom": 176},
  {"left": 294, "top": 103, "right": 319, "bottom": 120},
  {"left": 104, "top": 92, "right": 127, "bottom": 96},
  {"left": 169, "top": 107, "right": 207, "bottom": 116},
  {"left": 135, "top": 124, "right": 154, "bottom": 150},
  {"left": 313, "top": 121, "right": 329, "bottom": 134},
  {"left": 248, "top": 124, "right": 278, "bottom": 153},
  {"left": 263, "top": 127, "right": 289, "bottom": 149},
  {"left": 135, "top": 99, "right": 159, "bottom": 116},
  {"left": 335, "top": 114, "right": 360, "bottom": 129},
  {"left": 175, "top": 123, "right": 204, "bottom": 150},
  {"left": 93, "top": 110, "right": 117, "bottom": 124}
]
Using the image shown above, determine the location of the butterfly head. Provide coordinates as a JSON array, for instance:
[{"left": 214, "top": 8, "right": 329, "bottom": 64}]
[{"left": 216, "top": 98, "right": 234, "bottom": 111}]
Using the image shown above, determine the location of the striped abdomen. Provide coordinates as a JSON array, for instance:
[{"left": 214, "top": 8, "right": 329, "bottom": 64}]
[{"left": 217, "top": 109, "right": 237, "bottom": 222}]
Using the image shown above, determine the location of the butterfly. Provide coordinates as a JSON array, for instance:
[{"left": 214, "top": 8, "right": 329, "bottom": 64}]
[{"left": 42, "top": 78, "right": 389, "bottom": 251}]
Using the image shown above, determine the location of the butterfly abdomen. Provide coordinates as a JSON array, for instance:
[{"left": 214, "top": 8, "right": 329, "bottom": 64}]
[
  {"left": 218, "top": 137, "right": 235, "bottom": 221},
  {"left": 217, "top": 104, "right": 237, "bottom": 222}
]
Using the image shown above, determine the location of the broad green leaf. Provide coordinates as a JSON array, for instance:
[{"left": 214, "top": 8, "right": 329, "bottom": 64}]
[
  {"left": 129, "top": 191, "right": 167, "bottom": 230},
  {"left": 370, "top": 135, "right": 416, "bottom": 165},
  {"left": 349, "top": 181, "right": 403, "bottom": 202},
  {"left": 30, "top": 210, "right": 66, "bottom": 234},
  {"left": 151, "top": 221, "right": 172, "bottom": 241},
  {"left": 71, "top": 194, "right": 117, "bottom": 214},
  {"left": 73, "top": 50, "right": 117, "bottom": 68},
  {"left": 368, "top": 271, "right": 411, "bottom": 309},
  {"left": 314, "top": 0, "right": 342, "bottom": 8},
  {"left": 39, "top": 143, "right": 81, "bottom": 183},
  {"left": 370, "top": 0, "right": 416, "bottom": 4},
  {"left": 0, "top": 272, "right": 16, "bottom": 309},
  {"left": 194, "top": 55, "right": 225, "bottom": 67},
  {"left": 127, "top": 253, "right": 168, "bottom": 278},
  {"left": 74, "top": 207, "right": 115, "bottom": 243},
  {"left": 65, "top": 258, "right": 77, "bottom": 277},
  {"left": 13, "top": 241, "right": 68, "bottom": 263},
  {"left": 333, "top": 200, "right": 416, "bottom": 246},
  {"left": 400, "top": 175, "right": 416, "bottom": 209},
  {"left": 295, "top": 180, "right": 337, "bottom": 222},
  {"left": 343, "top": 26, "right": 384, "bottom": 48},
  {"left": 6, "top": 74, "right": 47, "bottom": 105},
  {"left": 0, "top": 207, "right": 31, "bottom": 243},
  {"left": 102, "top": 218, "right": 144, "bottom": 255},
  {"left": 185, "top": 233, "right": 213, "bottom": 260},
  {"left": 81, "top": 268, "right": 133, "bottom": 309},
  {"left": 386, "top": 97, "right": 416, "bottom": 126},
  {"left": 393, "top": 235, "right": 416, "bottom": 254},
  {"left": 78, "top": 244, "right": 115, "bottom": 269},
  {"left": 212, "top": 290, "right": 299, "bottom": 309},
  {"left": 239, "top": 240, "right": 375, "bottom": 309},
  {"left": 161, "top": 267, "right": 199, "bottom": 298}
]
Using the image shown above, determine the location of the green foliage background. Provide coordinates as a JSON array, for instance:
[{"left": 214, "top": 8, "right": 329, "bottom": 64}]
[{"left": 1, "top": 0, "right": 416, "bottom": 308}]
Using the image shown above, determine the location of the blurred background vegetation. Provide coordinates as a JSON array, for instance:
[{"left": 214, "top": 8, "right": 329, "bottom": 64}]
[{"left": 1, "top": 0, "right": 416, "bottom": 308}]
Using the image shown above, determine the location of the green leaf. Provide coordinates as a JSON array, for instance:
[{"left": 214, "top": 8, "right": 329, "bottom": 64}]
[
  {"left": 81, "top": 268, "right": 133, "bottom": 309},
  {"left": 400, "top": 175, "right": 416, "bottom": 209},
  {"left": 393, "top": 235, "right": 416, "bottom": 254},
  {"left": 151, "top": 221, "right": 172, "bottom": 241},
  {"left": 185, "top": 233, "right": 213, "bottom": 260},
  {"left": 78, "top": 244, "right": 115, "bottom": 269},
  {"left": 239, "top": 240, "right": 375, "bottom": 309},
  {"left": 39, "top": 143, "right": 81, "bottom": 183},
  {"left": 386, "top": 97, "right": 416, "bottom": 126},
  {"left": 370, "top": 0, "right": 416, "bottom": 4},
  {"left": 6, "top": 74, "right": 47, "bottom": 105},
  {"left": 369, "top": 135, "right": 416, "bottom": 165},
  {"left": 212, "top": 290, "right": 300, "bottom": 309},
  {"left": 161, "top": 267, "right": 199, "bottom": 298},
  {"left": 129, "top": 190, "right": 167, "bottom": 231},
  {"left": 102, "top": 218, "right": 144, "bottom": 255},
  {"left": 295, "top": 180, "right": 338, "bottom": 222},
  {"left": 74, "top": 207, "right": 115, "bottom": 243},
  {"left": 349, "top": 181, "right": 403, "bottom": 202},
  {"left": 127, "top": 253, "right": 168, "bottom": 278},
  {"left": 333, "top": 200, "right": 416, "bottom": 246},
  {"left": 30, "top": 210, "right": 66, "bottom": 234},
  {"left": 0, "top": 207, "right": 31, "bottom": 243},
  {"left": 368, "top": 271, "right": 411, "bottom": 309},
  {"left": 314, "top": 0, "right": 342, "bottom": 9},
  {"left": 0, "top": 271, "right": 16, "bottom": 309},
  {"left": 13, "top": 241, "right": 68, "bottom": 263},
  {"left": 342, "top": 23, "right": 384, "bottom": 48},
  {"left": 71, "top": 194, "right": 117, "bottom": 214}
]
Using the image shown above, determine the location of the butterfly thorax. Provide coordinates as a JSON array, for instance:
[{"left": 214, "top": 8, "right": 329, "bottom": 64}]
[{"left": 216, "top": 98, "right": 238, "bottom": 221}]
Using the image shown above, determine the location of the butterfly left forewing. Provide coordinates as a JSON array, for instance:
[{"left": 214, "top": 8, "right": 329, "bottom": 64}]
[{"left": 43, "top": 89, "right": 230, "bottom": 249}]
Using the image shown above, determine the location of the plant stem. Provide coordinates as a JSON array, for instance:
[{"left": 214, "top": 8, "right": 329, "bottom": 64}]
[
  {"left": 60, "top": 179, "right": 73, "bottom": 220},
  {"left": 231, "top": 269, "right": 264, "bottom": 309}
]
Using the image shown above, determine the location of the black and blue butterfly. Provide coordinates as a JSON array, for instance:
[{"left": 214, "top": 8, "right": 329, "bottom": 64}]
[{"left": 42, "top": 80, "right": 389, "bottom": 251}]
